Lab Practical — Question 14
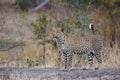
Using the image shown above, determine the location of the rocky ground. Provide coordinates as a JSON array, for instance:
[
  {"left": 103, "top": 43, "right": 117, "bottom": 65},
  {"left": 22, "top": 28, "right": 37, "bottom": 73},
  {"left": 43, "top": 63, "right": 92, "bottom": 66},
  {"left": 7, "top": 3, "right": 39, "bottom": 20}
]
[{"left": 0, "top": 67, "right": 120, "bottom": 80}]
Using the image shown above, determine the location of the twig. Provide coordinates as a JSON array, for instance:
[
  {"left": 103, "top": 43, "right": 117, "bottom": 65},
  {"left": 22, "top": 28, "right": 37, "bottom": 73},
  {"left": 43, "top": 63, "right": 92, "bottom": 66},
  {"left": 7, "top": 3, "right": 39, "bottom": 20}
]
[{"left": 32, "top": 0, "right": 50, "bottom": 12}]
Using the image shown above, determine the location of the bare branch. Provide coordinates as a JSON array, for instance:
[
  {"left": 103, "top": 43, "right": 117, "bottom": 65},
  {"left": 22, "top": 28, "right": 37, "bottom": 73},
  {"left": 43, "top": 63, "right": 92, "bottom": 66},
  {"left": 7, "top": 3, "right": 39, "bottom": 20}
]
[
  {"left": 32, "top": 0, "right": 50, "bottom": 12},
  {"left": 0, "top": 40, "right": 25, "bottom": 51}
]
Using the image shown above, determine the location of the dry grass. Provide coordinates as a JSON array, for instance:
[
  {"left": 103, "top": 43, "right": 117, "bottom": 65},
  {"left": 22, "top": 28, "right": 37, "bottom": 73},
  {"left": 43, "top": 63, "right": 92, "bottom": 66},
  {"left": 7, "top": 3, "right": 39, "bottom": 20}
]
[
  {"left": 0, "top": 39, "right": 119, "bottom": 69},
  {"left": 102, "top": 44, "right": 120, "bottom": 68},
  {"left": 0, "top": 1, "right": 120, "bottom": 80},
  {"left": 0, "top": 0, "right": 120, "bottom": 69}
]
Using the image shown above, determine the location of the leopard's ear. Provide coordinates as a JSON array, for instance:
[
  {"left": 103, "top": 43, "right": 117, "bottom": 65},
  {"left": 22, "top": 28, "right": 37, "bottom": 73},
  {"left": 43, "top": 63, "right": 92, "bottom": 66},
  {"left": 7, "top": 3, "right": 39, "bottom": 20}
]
[{"left": 60, "top": 28, "right": 69, "bottom": 37}]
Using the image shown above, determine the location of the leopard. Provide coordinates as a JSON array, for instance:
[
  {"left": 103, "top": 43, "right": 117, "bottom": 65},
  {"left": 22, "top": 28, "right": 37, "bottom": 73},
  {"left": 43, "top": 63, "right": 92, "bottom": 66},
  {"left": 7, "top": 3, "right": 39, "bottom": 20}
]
[{"left": 52, "top": 27, "right": 103, "bottom": 71}]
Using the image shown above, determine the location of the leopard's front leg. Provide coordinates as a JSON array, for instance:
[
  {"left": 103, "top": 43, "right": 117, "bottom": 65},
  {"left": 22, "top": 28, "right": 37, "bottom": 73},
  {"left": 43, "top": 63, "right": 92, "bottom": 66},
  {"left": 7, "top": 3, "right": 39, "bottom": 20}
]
[
  {"left": 67, "top": 53, "right": 73, "bottom": 71},
  {"left": 61, "top": 51, "right": 72, "bottom": 71}
]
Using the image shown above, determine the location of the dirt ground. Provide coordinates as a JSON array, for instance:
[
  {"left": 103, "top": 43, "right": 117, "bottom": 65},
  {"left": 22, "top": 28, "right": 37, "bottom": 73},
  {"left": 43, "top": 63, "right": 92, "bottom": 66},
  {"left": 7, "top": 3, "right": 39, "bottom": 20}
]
[{"left": 0, "top": 67, "right": 120, "bottom": 80}]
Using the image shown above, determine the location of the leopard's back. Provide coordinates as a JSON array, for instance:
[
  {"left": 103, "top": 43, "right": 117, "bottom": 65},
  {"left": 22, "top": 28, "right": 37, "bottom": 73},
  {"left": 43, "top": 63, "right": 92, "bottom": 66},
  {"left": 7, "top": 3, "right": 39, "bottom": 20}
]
[{"left": 61, "top": 35, "right": 93, "bottom": 54}]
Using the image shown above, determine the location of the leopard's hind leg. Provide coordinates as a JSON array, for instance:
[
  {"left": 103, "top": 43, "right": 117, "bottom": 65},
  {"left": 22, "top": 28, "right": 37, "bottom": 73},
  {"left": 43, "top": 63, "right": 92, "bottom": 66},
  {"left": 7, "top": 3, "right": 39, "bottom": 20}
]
[
  {"left": 86, "top": 51, "right": 94, "bottom": 70},
  {"left": 94, "top": 52, "right": 102, "bottom": 70}
]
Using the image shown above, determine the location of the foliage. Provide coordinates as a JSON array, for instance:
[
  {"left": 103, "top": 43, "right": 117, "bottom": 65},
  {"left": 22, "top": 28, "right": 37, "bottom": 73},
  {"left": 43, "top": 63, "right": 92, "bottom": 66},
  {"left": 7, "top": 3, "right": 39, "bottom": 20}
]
[
  {"left": 65, "top": 0, "right": 119, "bottom": 33},
  {"left": 26, "top": 58, "right": 34, "bottom": 67},
  {"left": 68, "top": 0, "right": 94, "bottom": 10},
  {"left": 15, "top": 0, "right": 29, "bottom": 11},
  {"left": 35, "top": 56, "right": 43, "bottom": 66},
  {"left": 31, "top": 14, "right": 49, "bottom": 39},
  {"left": 69, "top": 0, "right": 118, "bottom": 10},
  {"left": 61, "top": 0, "right": 94, "bottom": 31},
  {"left": 31, "top": 13, "right": 53, "bottom": 66},
  {"left": 0, "top": 40, "right": 10, "bottom": 49},
  {"left": 31, "top": 13, "right": 54, "bottom": 45},
  {"left": 58, "top": 13, "right": 90, "bottom": 32},
  {"left": 60, "top": 19, "right": 74, "bottom": 34},
  {"left": 26, "top": 56, "right": 43, "bottom": 67}
]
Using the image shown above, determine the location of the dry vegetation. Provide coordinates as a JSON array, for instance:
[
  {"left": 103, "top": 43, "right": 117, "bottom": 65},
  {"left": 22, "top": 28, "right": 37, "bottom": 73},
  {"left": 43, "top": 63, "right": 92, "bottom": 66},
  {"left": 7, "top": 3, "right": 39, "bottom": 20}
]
[{"left": 0, "top": 0, "right": 120, "bottom": 70}]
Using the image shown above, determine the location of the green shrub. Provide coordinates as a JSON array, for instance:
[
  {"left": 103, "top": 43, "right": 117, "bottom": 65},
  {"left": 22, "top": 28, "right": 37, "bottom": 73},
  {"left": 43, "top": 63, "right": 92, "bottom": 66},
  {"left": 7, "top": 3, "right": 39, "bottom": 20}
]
[
  {"left": 26, "top": 56, "right": 43, "bottom": 67},
  {"left": 31, "top": 14, "right": 48, "bottom": 39},
  {"left": 26, "top": 58, "right": 35, "bottom": 67},
  {"left": 15, "top": 0, "right": 29, "bottom": 11}
]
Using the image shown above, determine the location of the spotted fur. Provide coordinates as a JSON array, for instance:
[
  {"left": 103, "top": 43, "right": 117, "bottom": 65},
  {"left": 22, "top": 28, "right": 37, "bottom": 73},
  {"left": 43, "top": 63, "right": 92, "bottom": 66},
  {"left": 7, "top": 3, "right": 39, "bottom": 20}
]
[
  {"left": 53, "top": 28, "right": 102, "bottom": 71},
  {"left": 86, "top": 35, "right": 103, "bottom": 68}
]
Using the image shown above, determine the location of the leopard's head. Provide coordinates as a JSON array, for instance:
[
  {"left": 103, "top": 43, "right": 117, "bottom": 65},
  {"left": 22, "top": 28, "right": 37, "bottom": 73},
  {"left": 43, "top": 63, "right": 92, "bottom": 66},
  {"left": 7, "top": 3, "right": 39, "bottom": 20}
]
[{"left": 52, "top": 27, "right": 63, "bottom": 39}]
